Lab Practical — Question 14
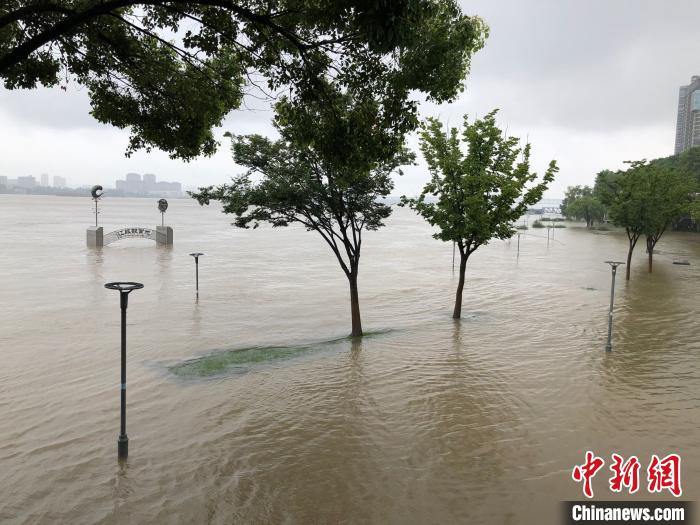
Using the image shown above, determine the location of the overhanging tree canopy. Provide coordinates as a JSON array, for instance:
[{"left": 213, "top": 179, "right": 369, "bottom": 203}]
[{"left": 0, "top": 0, "right": 487, "bottom": 159}]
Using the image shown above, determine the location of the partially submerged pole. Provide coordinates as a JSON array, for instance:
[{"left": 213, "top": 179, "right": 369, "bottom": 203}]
[
  {"left": 189, "top": 253, "right": 204, "bottom": 294},
  {"left": 604, "top": 261, "right": 625, "bottom": 352},
  {"left": 104, "top": 281, "right": 144, "bottom": 460}
]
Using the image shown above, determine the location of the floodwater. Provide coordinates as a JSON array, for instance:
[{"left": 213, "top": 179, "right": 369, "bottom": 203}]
[{"left": 1, "top": 194, "right": 699, "bottom": 524}]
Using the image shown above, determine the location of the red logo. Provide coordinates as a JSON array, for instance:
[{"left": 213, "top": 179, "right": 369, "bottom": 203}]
[
  {"left": 572, "top": 452, "right": 682, "bottom": 498},
  {"left": 572, "top": 451, "right": 605, "bottom": 498},
  {"left": 609, "top": 454, "right": 641, "bottom": 494},
  {"left": 648, "top": 454, "right": 682, "bottom": 497}
]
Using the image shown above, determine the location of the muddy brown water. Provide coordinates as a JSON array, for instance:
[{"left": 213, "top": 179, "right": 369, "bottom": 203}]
[{"left": 1, "top": 195, "right": 699, "bottom": 524}]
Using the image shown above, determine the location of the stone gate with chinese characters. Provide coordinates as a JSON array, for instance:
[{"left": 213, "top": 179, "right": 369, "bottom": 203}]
[
  {"left": 87, "top": 225, "right": 173, "bottom": 247},
  {"left": 85, "top": 191, "right": 174, "bottom": 247}
]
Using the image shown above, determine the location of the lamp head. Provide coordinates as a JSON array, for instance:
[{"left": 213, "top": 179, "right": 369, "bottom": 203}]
[{"left": 90, "top": 185, "right": 103, "bottom": 200}]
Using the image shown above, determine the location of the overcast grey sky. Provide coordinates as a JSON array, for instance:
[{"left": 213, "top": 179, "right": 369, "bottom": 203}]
[{"left": 1, "top": 0, "right": 698, "bottom": 198}]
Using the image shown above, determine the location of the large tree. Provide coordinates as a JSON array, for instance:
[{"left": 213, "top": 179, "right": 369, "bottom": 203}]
[
  {"left": 190, "top": 90, "right": 414, "bottom": 336},
  {"left": 561, "top": 185, "right": 604, "bottom": 228},
  {"left": 400, "top": 110, "right": 557, "bottom": 319},
  {"left": 605, "top": 161, "right": 691, "bottom": 279},
  {"left": 604, "top": 163, "right": 648, "bottom": 281},
  {"left": 637, "top": 163, "right": 691, "bottom": 273},
  {"left": 0, "top": 1, "right": 487, "bottom": 159}
]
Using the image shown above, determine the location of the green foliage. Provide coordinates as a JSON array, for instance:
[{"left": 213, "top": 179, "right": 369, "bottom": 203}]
[
  {"left": 190, "top": 87, "right": 415, "bottom": 335},
  {"left": 532, "top": 220, "right": 545, "bottom": 228},
  {"left": 607, "top": 161, "right": 692, "bottom": 236},
  {"left": 651, "top": 146, "right": 700, "bottom": 185},
  {"left": 593, "top": 169, "right": 622, "bottom": 207},
  {"left": 192, "top": 89, "right": 413, "bottom": 242},
  {"left": 561, "top": 185, "right": 605, "bottom": 227},
  {"left": 0, "top": 1, "right": 487, "bottom": 159},
  {"left": 604, "top": 160, "right": 693, "bottom": 277},
  {"left": 690, "top": 200, "right": 700, "bottom": 224},
  {"left": 401, "top": 110, "right": 557, "bottom": 255}
]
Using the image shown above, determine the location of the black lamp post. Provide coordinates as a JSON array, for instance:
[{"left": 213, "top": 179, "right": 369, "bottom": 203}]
[
  {"left": 189, "top": 253, "right": 204, "bottom": 293},
  {"left": 104, "top": 281, "right": 144, "bottom": 459},
  {"left": 604, "top": 261, "right": 624, "bottom": 352}
]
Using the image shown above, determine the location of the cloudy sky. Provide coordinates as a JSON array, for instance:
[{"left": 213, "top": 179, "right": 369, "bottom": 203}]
[{"left": 0, "top": 0, "right": 698, "bottom": 198}]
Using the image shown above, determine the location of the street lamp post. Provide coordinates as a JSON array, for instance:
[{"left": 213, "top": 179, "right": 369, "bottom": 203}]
[
  {"left": 189, "top": 253, "right": 204, "bottom": 293},
  {"left": 604, "top": 261, "right": 625, "bottom": 352},
  {"left": 158, "top": 199, "right": 168, "bottom": 227},
  {"left": 104, "top": 281, "right": 144, "bottom": 460},
  {"left": 90, "top": 185, "right": 103, "bottom": 226}
]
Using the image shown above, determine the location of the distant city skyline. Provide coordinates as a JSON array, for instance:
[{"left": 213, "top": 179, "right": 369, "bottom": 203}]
[
  {"left": 0, "top": 171, "right": 186, "bottom": 197},
  {"left": 115, "top": 172, "right": 182, "bottom": 197}
]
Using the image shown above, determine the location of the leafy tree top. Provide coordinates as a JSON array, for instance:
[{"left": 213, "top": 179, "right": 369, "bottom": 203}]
[
  {"left": 1, "top": 0, "right": 487, "bottom": 159},
  {"left": 401, "top": 110, "right": 557, "bottom": 253},
  {"left": 561, "top": 185, "right": 604, "bottom": 226},
  {"left": 190, "top": 88, "right": 415, "bottom": 275},
  {"left": 607, "top": 160, "right": 692, "bottom": 237}
]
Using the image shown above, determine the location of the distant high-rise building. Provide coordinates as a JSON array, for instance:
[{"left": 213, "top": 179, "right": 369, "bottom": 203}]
[
  {"left": 16, "top": 176, "right": 36, "bottom": 189},
  {"left": 674, "top": 75, "right": 700, "bottom": 155},
  {"left": 53, "top": 176, "right": 67, "bottom": 188},
  {"left": 114, "top": 173, "right": 182, "bottom": 196},
  {"left": 40, "top": 173, "right": 49, "bottom": 187},
  {"left": 0, "top": 176, "right": 8, "bottom": 188}
]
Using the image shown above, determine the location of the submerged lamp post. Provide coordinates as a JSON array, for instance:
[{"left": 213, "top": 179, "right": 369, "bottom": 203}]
[
  {"left": 90, "top": 185, "right": 103, "bottom": 226},
  {"left": 604, "top": 261, "right": 625, "bottom": 352},
  {"left": 105, "top": 281, "right": 144, "bottom": 459},
  {"left": 157, "top": 198, "right": 168, "bottom": 227},
  {"left": 189, "top": 252, "right": 204, "bottom": 293}
]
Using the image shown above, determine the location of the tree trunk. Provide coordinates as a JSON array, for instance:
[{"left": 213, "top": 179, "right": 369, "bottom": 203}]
[
  {"left": 348, "top": 272, "right": 363, "bottom": 337},
  {"left": 646, "top": 236, "right": 654, "bottom": 273},
  {"left": 452, "top": 252, "right": 468, "bottom": 319},
  {"left": 625, "top": 234, "right": 638, "bottom": 281}
]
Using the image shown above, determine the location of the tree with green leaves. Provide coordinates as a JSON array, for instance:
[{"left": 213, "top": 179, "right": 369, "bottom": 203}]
[
  {"left": 400, "top": 110, "right": 557, "bottom": 319},
  {"left": 561, "top": 185, "right": 604, "bottom": 227},
  {"left": 605, "top": 163, "right": 650, "bottom": 281},
  {"left": 190, "top": 89, "right": 414, "bottom": 337},
  {"left": 593, "top": 168, "right": 621, "bottom": 218},
  {"left": 1, "top": 1, "right": 487, "bottom": 159},
  {"left": 639, "top": 164, "right": 692, "bottom": 273},
  {"left": 606, "top": 161, "right": 692, "bottom": 279}
]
